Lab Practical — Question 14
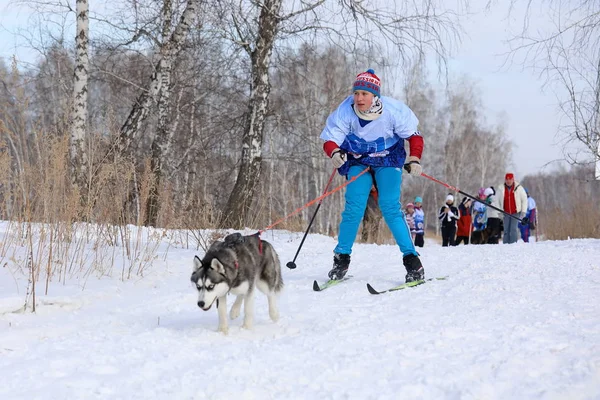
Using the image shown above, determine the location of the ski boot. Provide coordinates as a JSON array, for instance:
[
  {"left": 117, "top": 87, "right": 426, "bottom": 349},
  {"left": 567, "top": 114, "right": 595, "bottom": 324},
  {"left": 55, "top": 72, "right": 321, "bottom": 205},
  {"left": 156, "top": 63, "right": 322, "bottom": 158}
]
[
  {"left": 328, "top": 253, "right": 351, "bottom": 280},
  {"left": 403, "top": 253, "right": 424, "bottom": 283}
]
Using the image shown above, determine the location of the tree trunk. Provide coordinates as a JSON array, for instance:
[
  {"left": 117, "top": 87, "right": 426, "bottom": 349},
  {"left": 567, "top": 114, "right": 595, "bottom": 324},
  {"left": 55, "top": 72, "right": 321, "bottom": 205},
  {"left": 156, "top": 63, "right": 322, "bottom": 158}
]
[
  {"left": 146, "top": 59, "right": 173, "bottom": 226},
  {"left": 146, "top": 0, "right": 175, "bottom": 226},
  {"left": 220, "top": 0, "right": 282, "bottom": 228},
  {"left": 70, "top": 0, "right": 89, "bottom": 189},
  {"left": 119, "top": 0, "right": 198, "bottom": 156},
  {"left": 114, "top": 0, "right": 198, "bottom": 226}
]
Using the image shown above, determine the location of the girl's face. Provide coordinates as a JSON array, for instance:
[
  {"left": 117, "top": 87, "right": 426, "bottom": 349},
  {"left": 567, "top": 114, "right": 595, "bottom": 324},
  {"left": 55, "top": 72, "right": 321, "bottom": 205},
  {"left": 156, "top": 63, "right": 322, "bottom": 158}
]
[{"left": 353, "top": 90, "right": 375, "bottom": 112}]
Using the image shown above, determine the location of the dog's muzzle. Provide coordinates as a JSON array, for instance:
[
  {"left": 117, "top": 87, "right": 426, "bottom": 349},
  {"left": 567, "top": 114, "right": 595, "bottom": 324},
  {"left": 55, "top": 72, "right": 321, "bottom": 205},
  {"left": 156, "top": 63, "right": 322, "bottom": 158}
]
[{"left": 198, "top": 298, "right": 219, "bottom": 311}]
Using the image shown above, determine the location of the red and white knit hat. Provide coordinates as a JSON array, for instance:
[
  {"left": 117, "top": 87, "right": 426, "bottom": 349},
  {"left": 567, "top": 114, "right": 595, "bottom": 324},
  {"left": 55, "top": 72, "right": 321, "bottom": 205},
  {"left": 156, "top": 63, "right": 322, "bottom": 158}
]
[{"left": 353, "top": 69, "right": 381, "bottom": 97}]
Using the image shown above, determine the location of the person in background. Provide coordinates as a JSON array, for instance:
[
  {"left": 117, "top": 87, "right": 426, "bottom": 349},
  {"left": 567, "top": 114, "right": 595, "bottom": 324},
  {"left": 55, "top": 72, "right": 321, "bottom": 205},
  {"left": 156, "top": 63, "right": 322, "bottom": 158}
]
[
  {"left": 497, "top": 173, "right": 528, "bottom": 244},
  {"left": 485, "top": 186, "right": 502, "bottom": 244},
  {"left": 455, "top": 197, "right": 473, "bottom": 245},
  {"left": 519, "top": 188, "right": 537, "bottom": 242},
  {"left": 413, "top": 196, "right": 425, "bottom": 247},
  {"left": 320, "top": 69, "right": 425, "bottom": 283},
  {"left": 439, "top": 193, "right": 459, "bottom": 247},
  {"left": 471, "top": 188, "right": 489, "bottom": 244}
]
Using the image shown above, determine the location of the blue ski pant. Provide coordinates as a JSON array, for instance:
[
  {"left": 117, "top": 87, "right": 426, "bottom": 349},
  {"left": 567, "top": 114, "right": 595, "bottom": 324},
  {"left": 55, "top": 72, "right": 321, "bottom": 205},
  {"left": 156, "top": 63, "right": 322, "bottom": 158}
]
[
  {"left": 503, "top": 213, "right": 520, "bottom": 244},
  {"left": 519, "top": 223, "right": 530, "bottom": 242},
  {"left": 334, "top": 165, "right": 417, "bottom": 257}
]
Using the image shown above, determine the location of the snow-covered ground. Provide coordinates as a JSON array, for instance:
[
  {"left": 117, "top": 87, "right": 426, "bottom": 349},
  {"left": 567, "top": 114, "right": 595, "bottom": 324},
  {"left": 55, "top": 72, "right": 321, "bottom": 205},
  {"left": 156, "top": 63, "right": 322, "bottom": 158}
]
[{"left": 1, "top": 225, "right": 599, "bottom": 400}]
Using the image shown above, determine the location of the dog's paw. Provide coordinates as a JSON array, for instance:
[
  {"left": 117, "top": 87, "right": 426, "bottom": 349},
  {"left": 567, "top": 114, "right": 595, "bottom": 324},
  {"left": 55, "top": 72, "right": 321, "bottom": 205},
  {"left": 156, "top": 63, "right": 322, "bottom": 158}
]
[
  {"left": 218, "top": 325, "right": 229, "bottom": 335},
  {"left": 241, "top": 322, "right": 253, "bottom": 330},
  {"left": 269, "top": 310, "right": 280, "bottom": 322}
]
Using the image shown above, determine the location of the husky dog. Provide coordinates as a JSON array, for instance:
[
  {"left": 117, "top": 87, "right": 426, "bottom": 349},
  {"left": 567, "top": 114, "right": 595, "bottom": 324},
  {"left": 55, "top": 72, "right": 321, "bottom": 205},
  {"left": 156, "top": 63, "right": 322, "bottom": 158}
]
[{"left": 191, "top": 233, "right": 283, "bottom": 334}]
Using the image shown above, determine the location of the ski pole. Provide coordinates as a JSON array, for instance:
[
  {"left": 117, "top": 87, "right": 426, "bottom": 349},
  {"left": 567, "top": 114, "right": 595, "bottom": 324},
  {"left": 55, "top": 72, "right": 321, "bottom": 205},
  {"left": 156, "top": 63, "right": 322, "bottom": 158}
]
[
  {"left": 286, "top": 168, "right": 337, "bottom": 269},
  {"left": 414, "top": 170, "right": 528, "bottom": 224}
]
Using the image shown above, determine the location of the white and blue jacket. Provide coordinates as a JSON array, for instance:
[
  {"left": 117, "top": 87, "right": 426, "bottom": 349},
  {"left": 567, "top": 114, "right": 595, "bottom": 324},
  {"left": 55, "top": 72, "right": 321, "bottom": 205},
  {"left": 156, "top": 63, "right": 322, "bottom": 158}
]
[{"left": 320, "top": 96, "right": 420, "bottom": 175}]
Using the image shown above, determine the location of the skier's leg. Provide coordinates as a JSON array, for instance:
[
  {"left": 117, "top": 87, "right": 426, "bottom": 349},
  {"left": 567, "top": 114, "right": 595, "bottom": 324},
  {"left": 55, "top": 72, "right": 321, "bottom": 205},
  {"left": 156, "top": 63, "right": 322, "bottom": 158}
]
[
  {"left": 373, "top": 166, "right": 416, "bottom": 256},
  {"left": 374, "top": 166, "right": 423, "bottom": 282}
]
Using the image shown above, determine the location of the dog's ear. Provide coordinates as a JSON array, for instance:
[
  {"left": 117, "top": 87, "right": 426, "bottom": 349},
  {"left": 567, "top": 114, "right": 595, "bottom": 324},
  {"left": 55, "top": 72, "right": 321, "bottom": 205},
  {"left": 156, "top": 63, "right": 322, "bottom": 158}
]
[
  {"left": 210, "top": 258, "right": 226, "bottom": 275},
  {"left": 193, "top": 255, "right": 202, "bottom": 272}
]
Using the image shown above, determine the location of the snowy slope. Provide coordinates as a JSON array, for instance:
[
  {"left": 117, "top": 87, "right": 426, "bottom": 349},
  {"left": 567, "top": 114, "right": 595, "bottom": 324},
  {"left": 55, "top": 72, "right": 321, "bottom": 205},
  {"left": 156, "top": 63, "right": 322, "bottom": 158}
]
[{"left": 1, "top": 228, "right": 600, "bottom": 400}]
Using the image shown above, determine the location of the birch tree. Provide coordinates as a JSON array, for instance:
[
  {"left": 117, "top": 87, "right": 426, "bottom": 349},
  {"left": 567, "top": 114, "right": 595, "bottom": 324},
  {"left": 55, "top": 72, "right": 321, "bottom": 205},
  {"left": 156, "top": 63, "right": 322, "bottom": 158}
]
[
  {"left": 70, "top": 0, "right": 89, "bottom": 188},
  {"left": 217, "top": 0, "right": 283, "bottom": 228},
  {"left": 109, "top": 0, "right": 200, "bottom": 226},
  {"left": 146, "top": 0, "right": 178, "bottom": 225},
  {"left": 118, "top": 0, "right": 200, "bottom": 155}
]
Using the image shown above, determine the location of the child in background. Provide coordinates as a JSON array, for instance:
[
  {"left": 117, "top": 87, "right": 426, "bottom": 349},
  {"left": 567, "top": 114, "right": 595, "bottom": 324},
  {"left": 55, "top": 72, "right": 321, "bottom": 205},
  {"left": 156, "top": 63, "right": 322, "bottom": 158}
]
[
  {"left": 484, "top": 187, "right": 502, "bottom": 244},
  {"left": 439, "top": 194, "right": 459, "bottom": 247},
  {"left": 413, "top": 196, "right": 425, "bottom": 247},
  {"left": 471, "top": 188, "right": 489, "bottom": 244},
  {"left": 455, "top": 197, "right": 473, "bottom": 245}
]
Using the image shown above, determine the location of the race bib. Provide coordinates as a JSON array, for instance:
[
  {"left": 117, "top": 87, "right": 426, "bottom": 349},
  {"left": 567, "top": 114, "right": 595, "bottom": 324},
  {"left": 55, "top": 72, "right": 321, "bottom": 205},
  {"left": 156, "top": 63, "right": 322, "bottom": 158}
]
[{"left": 367, "top": 150, "right": 390, "bottom": 158}]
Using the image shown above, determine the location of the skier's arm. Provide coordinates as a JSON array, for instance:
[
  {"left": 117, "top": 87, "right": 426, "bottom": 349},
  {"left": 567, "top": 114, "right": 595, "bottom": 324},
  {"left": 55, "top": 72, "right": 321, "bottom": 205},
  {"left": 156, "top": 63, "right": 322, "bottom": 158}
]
[
  {"left": 406, "top": 134, "right": 423, "bottom": 159},
  {"left": 404, "top": 134, "right": 423, "bottom": 176}
]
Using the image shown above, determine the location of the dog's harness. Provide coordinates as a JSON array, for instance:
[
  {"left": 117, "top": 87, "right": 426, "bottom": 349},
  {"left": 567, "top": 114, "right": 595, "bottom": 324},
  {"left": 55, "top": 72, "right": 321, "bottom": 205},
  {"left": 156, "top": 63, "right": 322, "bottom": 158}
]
[
  {"left": 254, "top": 232, "right": 263, "bottom": 255},
  {"left": 222, "top": 232, "right": 263, "bottom": 270}
]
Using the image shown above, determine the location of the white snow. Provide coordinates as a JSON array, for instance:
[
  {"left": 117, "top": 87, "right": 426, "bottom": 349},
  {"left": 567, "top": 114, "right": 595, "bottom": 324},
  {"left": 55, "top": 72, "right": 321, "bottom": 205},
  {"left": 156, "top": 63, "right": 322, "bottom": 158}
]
[{"left": 1, "top": 224, "right": 600, "bottom": 400}]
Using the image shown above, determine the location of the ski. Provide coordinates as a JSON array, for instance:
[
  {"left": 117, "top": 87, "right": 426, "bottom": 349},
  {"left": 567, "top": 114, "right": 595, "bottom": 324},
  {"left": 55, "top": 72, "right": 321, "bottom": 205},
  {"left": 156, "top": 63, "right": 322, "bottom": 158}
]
[
  {"left": 313, "top": 275, "right": 353, "bottom": 292},
  {"left": 366, "top": 276, "right": 448, "bottom": 295}
]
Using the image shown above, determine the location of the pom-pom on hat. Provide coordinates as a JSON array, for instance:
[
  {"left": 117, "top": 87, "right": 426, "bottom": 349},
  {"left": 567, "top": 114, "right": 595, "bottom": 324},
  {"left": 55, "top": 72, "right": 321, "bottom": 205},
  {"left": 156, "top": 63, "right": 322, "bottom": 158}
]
[{"left": 353, "top": 69, "right": 381, "bottom": 97}]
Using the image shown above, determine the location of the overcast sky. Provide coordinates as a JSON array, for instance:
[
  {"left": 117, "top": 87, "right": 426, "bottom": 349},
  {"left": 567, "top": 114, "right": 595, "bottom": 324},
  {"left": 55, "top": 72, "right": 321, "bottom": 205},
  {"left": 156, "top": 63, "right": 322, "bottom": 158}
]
[
  {"left": 0, "top": 0, "right": 574, "bottom": 178},
  {"left": 445, "top": 1, "right": 572, "bottom": 178}
]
